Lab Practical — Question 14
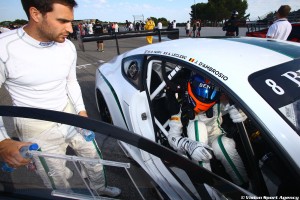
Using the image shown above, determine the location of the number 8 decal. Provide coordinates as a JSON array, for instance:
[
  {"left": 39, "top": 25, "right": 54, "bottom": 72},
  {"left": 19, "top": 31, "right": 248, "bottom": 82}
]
[{"left": 265, "top": 79, "right": 285, "bottom": 95}]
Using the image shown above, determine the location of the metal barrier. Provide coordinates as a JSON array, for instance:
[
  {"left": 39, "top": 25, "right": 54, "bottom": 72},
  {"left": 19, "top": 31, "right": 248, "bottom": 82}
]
[{"left": 77, "top": 29, "right": 180, "bottom": 54}]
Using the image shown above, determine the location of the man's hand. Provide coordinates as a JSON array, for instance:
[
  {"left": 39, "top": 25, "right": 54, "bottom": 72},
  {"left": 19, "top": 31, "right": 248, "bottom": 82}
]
[
  {"left": 171, "top": 136, "right": 212, "bottom": 161},
  {"left": 78, "top": 110, "right": 88, "bottom": 117},
  {"left": 182, "top": 138, "right": 213, "bottom": 161},
  {"left": 228, "top": 105, "right": 247, "bottom": 123},
  {"left": 0, "top": 139, "right": 31, "bottom": 168}
]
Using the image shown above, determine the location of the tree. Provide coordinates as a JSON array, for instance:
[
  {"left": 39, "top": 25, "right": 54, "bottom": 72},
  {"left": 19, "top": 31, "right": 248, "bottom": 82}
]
[
  {"left": 0, "top": 19, "right": 28, "bottom": 27},
  {"left": 190, "top": 0, "right": 248, "bottom": 26},
  {"left": 150, "top": 17, "right": 158, "bottom": 26},
  {"left": 13, "top": 19, "right": 28, "bottom": 25},
  {"left": 157, "top": 17, "right": 168, "bottom": 26}
]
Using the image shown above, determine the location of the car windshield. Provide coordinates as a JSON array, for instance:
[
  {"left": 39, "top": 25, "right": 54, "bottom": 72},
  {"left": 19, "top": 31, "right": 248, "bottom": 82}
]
[{"left": 249, "top": 58, "right": 300, "bottom": 134}]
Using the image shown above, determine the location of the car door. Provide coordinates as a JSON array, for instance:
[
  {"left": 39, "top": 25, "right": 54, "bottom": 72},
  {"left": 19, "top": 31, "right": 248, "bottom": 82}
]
[{"left": 125, "top": 57, "right": 195, "bottom": 200}]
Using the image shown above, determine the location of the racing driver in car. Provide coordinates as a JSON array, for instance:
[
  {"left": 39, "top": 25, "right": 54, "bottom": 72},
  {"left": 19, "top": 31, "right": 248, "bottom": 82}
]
[{"left": 167, "top": 73, "right": 249, "bottom": 188}]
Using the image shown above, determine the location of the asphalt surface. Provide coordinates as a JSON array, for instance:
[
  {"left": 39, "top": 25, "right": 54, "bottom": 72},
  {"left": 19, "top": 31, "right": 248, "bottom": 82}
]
[{"left": 0, "top": 27, "right": 249, "bottom": 200}]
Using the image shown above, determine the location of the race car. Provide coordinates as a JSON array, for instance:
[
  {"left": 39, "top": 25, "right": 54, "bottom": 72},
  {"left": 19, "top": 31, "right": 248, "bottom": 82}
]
[
  {"left": 246, "top": 22, "right": 300, "bottom": 42},
  {"left": 95, "top": 37, "right": 300, "bottom": 199}
]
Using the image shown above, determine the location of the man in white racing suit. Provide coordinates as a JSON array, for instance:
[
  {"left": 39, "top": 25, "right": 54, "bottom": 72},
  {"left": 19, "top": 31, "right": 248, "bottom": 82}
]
[
  {"left": 0, "top": 0, "right": 120, "bottom": 197},
  {"left": 167, "top": 74, "right": 249, "bottom": 187}
]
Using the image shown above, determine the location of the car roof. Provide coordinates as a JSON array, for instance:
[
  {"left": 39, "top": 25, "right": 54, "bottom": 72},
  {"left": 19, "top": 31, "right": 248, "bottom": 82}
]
[{"left": 128, "top": 37, "right": 300, "bottom": 76}]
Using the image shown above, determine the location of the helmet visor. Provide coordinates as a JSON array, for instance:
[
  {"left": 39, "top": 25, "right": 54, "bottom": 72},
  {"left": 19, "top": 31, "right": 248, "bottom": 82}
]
[{"left": 190, "top": 76, "right": 220, "bottom": 104}]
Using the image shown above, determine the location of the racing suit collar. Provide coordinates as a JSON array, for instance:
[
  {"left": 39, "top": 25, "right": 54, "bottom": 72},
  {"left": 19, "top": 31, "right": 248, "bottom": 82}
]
[{"left": 17, "top": 26, "right": 55, "bottom": 48}]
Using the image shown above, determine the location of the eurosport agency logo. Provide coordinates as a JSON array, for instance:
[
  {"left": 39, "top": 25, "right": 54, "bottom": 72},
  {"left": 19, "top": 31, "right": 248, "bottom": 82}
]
[{"left": 240, "top": 196, "right": 299, "bottom": 200}]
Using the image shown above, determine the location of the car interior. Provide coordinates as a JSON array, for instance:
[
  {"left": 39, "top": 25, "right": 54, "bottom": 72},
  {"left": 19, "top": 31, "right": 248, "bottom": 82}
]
[{"left": 144, "top": 57, "right": 300, "bottom": 197}]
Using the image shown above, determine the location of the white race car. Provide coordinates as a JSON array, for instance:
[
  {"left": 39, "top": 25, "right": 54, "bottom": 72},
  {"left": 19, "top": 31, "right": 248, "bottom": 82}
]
[{"left": 95, "top": 37, "right": 300, "bottom": 199}]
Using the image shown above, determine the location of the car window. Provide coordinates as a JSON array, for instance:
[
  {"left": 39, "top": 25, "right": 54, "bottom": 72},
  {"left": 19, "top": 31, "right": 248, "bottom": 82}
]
[
  {"left": 144, "top": 57, "right": 300, "bottom": 198},
  {"left": 122, "top": 55, "right": 144, "bottom": 90},
  {"left": 249, "top": 58, "right": 300, "bottom": 134}
]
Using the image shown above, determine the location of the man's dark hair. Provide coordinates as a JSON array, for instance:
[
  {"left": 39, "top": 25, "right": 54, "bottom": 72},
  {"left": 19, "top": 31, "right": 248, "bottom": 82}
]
[
  {"left": 277, "top": 5, "right": 291, "bottom": 18},
  {"left": 21, "top": 0, "right": 78, "bottom": 19}
]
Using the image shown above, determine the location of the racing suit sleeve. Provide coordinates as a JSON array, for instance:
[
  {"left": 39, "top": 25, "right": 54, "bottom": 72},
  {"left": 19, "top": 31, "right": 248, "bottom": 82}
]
[
  {"left": 65, "top": 49, "right": 86, "bottom": 114},
  {"left": 0, "top": 60, "right": 10, "bottom": 141},
  {"left": 0, "top": 116, "right": 9, "bottom": 142}
]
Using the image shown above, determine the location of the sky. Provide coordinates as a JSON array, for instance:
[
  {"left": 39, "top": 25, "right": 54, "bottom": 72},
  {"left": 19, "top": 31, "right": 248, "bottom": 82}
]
[{"left": 0, "top": 0, "right": 299, "bottom": 23}]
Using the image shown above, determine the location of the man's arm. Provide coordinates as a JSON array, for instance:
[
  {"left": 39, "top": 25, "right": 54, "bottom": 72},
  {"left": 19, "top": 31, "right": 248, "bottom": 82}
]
[
  {"left": 0, "top": 117, "right": 32, "bottom": 168},
  {"left": 0, "top": 54, "right": 31, "bottom": 168},
  {"left": 266, "top": 24, "right": 275, "bottom": 38},
  {"left": 66, "top": 47, "right": 86, "bottom": 115}
]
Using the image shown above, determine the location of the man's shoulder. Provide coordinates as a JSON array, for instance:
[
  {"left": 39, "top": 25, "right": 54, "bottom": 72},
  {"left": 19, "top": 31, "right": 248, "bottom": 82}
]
[
  {"left": 0, "top": 29, "right": 22, "bottom": 63},
  {"left": 0, "top": 29, "right": 19, "bottom": 56},
  {"left": 271, "top": 19, "right": 291, "bottom": 28}
]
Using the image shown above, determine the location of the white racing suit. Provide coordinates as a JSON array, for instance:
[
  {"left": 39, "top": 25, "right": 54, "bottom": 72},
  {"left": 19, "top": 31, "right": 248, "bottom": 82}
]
[
  {"left": 15, "top": 101, "right": 106, "bottom": 191},
  {"left": 168, "top": 103, "right": 249, "bottom": 186}
]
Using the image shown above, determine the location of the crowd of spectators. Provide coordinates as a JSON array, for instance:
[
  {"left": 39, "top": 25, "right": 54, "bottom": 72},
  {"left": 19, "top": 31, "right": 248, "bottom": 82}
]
[{"left": 0, "top": 23, "right": 20, "bottom": 34}]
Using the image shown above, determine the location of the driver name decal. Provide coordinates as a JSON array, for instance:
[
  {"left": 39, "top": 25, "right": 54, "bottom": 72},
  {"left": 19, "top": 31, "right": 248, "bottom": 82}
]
[
  {"left": 163, "top": 52, "right": 187, "bottom": 60},
  {"left": 144, "top": 50, "right": 228, "bottom": 81},
  {"left": 188, "top": 58, "right": 228, "bottom": 81},
  {"left": 144, "top": 50, "right": 187, "bottom": 60}
]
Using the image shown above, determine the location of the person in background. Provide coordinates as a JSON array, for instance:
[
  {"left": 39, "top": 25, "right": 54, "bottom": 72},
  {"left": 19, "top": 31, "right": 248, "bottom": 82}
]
[
  {"left": 196, "top": 20, "right": 201, "bottom": 37},
  {"left": 266, "top": 5, "right": 292, "bottom": 40},
  {"left": 129, "top": 22, "right": 134, "bottom": 31},
  {"left": 140, "top": 20, "right": 145, "bottom": 30},
  {"left": 223, "top": 10, "right": 239, "bottom": 36},
  {"left": 87, "top": 21, "right": 94, "bottom": 35},
  {"left": 157, "top": 21, "right": 163, "bottom": 29},
  {"left": 135, "top": 21, "right": 140, "bottom": 31},
  {"left": 145, "top": 17, "right": 155, "bottom": 44},
  {"left": 78, "top": 23, "right": 85, "bottom": 36},
  {"left": 192, "top": 20, "right": 197, "bottom": 37},
  {"left": 93, "top": 19, "right": 104, "bottom": 52},
  {"left": 172, "top": 20, "right": 177, "bottom": 29},
  {"left": 0, "top": 0, "right": 120, "bottom": 197},
  {"left": 167, "top": 21, "right": 173, "bottom": 30},
  {"left": 72, "top": 23, "right": 79, "bottom": 40},
  {"left": 185, "top": 21, "right": 190, "bottom": 37},
  {"left": 114, "top": 22, "right": 119, "bottom": 33},
  {"left": 110, "top": 22, "right": 115, "bottom": 34}
]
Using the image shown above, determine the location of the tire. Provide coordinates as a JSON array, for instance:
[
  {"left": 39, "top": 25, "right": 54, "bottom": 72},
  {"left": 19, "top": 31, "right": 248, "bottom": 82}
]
[{"left": 96, "top": 89, "right": 113, "bottom": 124}]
